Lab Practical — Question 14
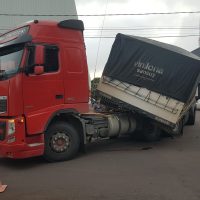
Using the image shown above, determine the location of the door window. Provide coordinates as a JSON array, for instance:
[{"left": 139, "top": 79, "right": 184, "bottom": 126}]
[{"left": 27, "top": 45, "right": 59, "bottom": 74}]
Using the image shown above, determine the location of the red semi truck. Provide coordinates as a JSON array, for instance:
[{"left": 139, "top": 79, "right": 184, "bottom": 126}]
[
  {"left": 0, "top": 20, "right": 138, "bottom": 161},
  {"left": 0, "top": 19, "right": 199, "bottom": 162}
]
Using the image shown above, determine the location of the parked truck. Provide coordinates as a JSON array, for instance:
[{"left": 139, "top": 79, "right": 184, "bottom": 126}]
[{"left": 0, "top": 19, "right": 199, "bottom": 162}]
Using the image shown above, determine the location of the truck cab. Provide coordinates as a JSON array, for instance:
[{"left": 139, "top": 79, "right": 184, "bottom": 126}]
[{"left": 0, "top": 19, "right": 89, "bottom": 159}]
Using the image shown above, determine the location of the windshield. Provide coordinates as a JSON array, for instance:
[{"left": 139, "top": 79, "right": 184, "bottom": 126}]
[{"left": 0, "top": 44, "right": 24, "bottom": 78}]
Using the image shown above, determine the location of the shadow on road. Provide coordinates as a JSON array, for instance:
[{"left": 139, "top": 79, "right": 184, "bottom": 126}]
[
  {"left": 0, "top": 134, "right": 173, "bottom": 169},
  {"left": 0, "top": 156, "right": 46, "bottom": 170},
  {"left": 84, "top": 135, "right": 163, "bottom": 155}
]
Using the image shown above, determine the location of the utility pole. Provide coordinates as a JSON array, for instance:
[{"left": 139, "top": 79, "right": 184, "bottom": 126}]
[{"left": 199, "top": 18, "right": 200, "bottom": 47}]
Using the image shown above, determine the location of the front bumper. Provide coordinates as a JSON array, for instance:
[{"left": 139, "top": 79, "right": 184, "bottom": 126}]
[
  {"left": 0, "top": 142, "right": 44, "bottom": 159},
  {"left": 0, "top": 116, "right": 44, "bottom": 159}
]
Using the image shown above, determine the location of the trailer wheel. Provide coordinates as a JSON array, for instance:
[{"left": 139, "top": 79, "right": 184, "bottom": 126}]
[
  {"left": 109, "top": 135, "right": 119, "bottom": 139},
  {"left": 186, "top": 106, "right": 196, "bottom": 125},
  {"left": 173, "top": 119, "right": 184, "bottom": 136},
  {"left": 44, "top": 122, "right": 80, "bottom": 162},
  {"left": 142, "top": 123, "right": 161, "bottom": 142}
]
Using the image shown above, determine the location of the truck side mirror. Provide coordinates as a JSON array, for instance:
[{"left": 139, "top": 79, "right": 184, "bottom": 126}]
[
  {"left": 34, "top": 66, "right": 44, "bottom": 75},
  {"left": 35, "top": 45, "right": 45, "bottom": 65},
  {"left": 33, "top": 45, "right": 45, "bottom": 75},
  {"left": 198, "top": 84, "right": 200, "bottom": 100},
  {"left": 195, "top": 84, "right": 200, "bottom": 101}
]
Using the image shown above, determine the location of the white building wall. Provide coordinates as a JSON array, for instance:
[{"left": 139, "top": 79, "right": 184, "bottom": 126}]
[{"left": 0, "top": 0, "right": 77, "bottom": 34}]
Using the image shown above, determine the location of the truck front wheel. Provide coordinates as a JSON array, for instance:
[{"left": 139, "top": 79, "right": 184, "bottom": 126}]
[
  {"left": 44, "top": 122, "right": 80, "bottom": 162},
  {"left": 186, "top": 106, "right": 196, "bottom": 125},
  {"left": 142, "top": 122, "right": 161, "bottom": 142}
]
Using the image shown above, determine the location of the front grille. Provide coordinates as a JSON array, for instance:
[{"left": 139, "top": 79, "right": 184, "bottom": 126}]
[
  {"left": 0, "top": 121, "right": 6, "bottom": 141},
  {"left": 0, "top": 96, "right": 7, "bottom": 113}
]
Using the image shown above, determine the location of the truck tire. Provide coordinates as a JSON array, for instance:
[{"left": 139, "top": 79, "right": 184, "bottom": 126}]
[
  {"left": 142, "top": 122, "right": 161, "bottom": 142},
  {"left": 186, "top": 107, "right": 196, "bottom": 125},
  {"left": 44, "top": 122, "right": 80, "bottom": 162},
  {"left": 109, "top": 135, "right": 119, "bottom": 139},
  {"left": 172, "top": 118, "right": 184, "bottom": 136}
]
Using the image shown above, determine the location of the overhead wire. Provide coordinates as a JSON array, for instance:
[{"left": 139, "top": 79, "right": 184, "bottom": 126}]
[
  {"left": 0, "top": 28, "right": 198, "bottom": 38},
  {"left": 93, "top": 0, "right": 109, "bottom": 79},
  {"left": 0, "top": 10, "right": 198, "bottom": 75},
  {"left": 0, "top": 11, "right": 199, "bottom": 16},
  {"left": 0, "top": 27, "right": 199, "bottom": 31},
  {"left": 85, "top": 27, "right": 199, "bottom": 31},
  {"left": 84, "top": 34, "right": 200, "bottom": 39}
]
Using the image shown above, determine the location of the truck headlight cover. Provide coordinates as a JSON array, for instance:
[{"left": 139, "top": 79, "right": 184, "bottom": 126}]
[{"left": 8, "top": 120, "right": 15, "bottom": 135}]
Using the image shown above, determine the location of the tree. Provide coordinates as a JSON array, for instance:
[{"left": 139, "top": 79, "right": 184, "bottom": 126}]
[{"left": 91, "top": 77, "right": 100, "bottom": 99}]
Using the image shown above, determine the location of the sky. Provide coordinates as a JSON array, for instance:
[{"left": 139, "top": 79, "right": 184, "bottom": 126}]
[{"left": 75, "top": 0, "right": 200, "bottom": 79}]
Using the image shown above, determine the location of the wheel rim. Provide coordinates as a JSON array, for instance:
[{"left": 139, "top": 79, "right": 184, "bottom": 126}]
[{"left": 50, "top": 132, "right": 70, "bottom": 153}]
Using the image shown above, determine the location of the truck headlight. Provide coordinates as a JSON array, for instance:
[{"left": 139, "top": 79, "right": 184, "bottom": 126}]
[{"left": 8, "top": 120, "right": 15, "bottom": 135}]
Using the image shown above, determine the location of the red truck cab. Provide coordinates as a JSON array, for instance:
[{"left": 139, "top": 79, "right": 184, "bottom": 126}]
[{"left": 0, "top": 19, "right": 89, "bottom": 159}]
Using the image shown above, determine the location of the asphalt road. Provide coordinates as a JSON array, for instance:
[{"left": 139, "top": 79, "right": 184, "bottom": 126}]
[{"left": 0, "top": 112, "right": 200, "bottom": 200}]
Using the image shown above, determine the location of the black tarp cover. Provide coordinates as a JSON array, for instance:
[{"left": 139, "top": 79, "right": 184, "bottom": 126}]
[{"left": 103, "top": 33, "right": 200, "bottom": 103}]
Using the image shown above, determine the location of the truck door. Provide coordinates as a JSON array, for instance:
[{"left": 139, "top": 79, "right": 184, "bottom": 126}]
[
  {"left": 63, "top": 46, "right": 89, "bottom": 104},
  {"left": 22, "top": 45, "right": 64, "bottom": 134}
]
